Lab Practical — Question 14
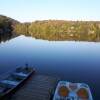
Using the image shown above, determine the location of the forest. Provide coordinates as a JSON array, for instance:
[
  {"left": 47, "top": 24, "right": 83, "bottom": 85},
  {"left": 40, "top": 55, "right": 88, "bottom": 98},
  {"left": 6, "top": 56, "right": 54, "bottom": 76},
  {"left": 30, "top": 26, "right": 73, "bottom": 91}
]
[
  {"left": 14, "top": 20, "right": 100, "bottom": 41},
  {"left": 0, "top": 15, "right": 18, "bottom": 34},
  {"left": 1, "top": 15, "right": 100, "bottom": 41}
]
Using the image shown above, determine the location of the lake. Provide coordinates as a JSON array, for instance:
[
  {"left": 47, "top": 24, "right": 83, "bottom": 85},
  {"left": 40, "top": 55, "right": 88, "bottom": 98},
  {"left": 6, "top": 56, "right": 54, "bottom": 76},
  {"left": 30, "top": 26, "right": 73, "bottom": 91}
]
[{"left": 0, "top": 35, "right": 100, "bottom": 99}]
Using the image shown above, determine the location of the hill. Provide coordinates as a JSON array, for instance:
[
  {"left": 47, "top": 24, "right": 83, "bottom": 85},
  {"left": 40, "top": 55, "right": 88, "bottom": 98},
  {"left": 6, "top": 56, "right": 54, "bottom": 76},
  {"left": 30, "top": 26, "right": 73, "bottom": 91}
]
[{"left": 0, "top": 15, "right": 19, "bottom": 34}]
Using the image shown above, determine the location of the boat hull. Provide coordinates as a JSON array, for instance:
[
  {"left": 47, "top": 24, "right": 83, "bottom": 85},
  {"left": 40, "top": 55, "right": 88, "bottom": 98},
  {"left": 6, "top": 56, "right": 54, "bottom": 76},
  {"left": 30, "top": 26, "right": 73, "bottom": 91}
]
[{"left": 0, "top": 67, "right": 35, "bottom": 100}]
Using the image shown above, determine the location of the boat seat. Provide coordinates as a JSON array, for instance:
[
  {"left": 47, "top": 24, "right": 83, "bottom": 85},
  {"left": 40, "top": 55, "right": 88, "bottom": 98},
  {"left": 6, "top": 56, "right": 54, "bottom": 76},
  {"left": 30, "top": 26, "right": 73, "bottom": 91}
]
[
  {"left": 0, "top": 80, "right": 19, "bottom": 88},
  {"left": 12, "top": 72, "right": 28, "bottom": 77}
]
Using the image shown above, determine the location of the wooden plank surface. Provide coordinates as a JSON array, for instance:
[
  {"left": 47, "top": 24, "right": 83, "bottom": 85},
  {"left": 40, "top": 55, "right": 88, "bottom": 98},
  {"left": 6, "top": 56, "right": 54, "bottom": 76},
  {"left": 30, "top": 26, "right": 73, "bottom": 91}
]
[{"left": 10, "top": 74, "right": 59, "bottom": 100}]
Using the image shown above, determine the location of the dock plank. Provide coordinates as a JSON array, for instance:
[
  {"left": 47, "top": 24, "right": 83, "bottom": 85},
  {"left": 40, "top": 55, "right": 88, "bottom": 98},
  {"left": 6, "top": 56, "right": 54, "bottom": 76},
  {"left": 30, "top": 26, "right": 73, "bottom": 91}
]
[{"left": 11, "top": 74, "right": 59, "bottom": 100}]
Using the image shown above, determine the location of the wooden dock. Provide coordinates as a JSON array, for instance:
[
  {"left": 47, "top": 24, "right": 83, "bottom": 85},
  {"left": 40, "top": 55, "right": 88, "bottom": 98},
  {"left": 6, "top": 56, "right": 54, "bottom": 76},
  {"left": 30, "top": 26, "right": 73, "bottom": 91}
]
[{"left": 10, "top": 74, "right": 60, "bottom": 100}]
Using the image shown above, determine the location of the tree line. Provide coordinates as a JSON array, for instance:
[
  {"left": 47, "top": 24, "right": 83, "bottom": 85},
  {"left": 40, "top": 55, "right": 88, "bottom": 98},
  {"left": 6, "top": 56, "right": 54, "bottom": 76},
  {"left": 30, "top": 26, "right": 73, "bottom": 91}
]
[
  {"left": 14, "top": 20, "right": 100, "bottom": 41},
  {"left": 1, "top": 15, "right": 100, "bottom": 41}
]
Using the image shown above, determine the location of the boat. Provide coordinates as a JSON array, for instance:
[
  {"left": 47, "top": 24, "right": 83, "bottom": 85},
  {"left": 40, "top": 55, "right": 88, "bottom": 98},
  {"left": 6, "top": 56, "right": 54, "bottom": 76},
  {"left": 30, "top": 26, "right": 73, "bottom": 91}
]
[
  {"left": 0, "top": 66, "right": 35, "bottom": 100},
  {"left": 53, "top": 81, "right": 93, "bottom": 100}
]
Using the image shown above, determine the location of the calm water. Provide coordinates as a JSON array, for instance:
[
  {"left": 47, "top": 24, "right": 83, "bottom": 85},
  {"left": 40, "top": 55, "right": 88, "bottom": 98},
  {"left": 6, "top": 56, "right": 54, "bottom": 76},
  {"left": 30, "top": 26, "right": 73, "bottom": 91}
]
[{"left": 0, "top": 35, "right": 100, "bottom": 99}]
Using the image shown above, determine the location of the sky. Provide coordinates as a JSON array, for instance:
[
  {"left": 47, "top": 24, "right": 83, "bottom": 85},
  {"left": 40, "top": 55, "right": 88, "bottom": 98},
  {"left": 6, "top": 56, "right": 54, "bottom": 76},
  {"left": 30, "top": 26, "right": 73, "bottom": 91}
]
[{"left": 0, "top": 0, "right": 100, "bottom": 22}]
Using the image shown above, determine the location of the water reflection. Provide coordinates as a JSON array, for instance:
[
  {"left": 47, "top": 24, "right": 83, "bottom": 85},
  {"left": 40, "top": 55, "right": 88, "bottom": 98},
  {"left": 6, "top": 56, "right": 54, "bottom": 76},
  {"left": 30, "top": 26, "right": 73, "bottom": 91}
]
[
  {"left": 0, "top": 35, "right": 100, "bottom": 99},
  {"left": 0, "top": 33, "right": 14, "bottom": 43}
]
